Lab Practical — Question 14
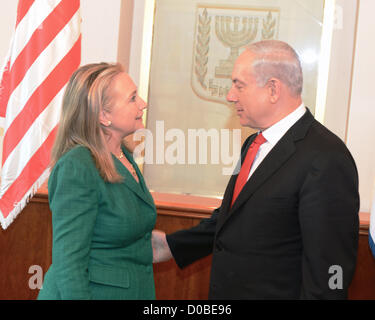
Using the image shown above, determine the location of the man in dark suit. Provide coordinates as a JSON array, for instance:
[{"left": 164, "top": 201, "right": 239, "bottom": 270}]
[{"left": 152, "top": 40, "right": 359, "bottom": 299}]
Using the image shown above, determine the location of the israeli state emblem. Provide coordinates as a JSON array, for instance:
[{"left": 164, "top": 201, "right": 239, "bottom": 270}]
[{"left": 191, "top": 5, "right": 280, "bottom": 104}]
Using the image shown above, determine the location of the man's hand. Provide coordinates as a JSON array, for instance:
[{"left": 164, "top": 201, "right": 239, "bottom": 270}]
[{"left": 152, "top": 230, "right": 173, "bottom": 263}]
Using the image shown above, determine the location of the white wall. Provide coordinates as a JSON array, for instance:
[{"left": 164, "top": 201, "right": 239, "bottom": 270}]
[
  {"left": 0, "top": 1, "right": 17, "bottom": 67},
  {"left": 346, "top": 0, "right": 375, "bottom": 212},
  {"left": 128, "top": 0, "right": 146, "bottom": 85},
  {"left": 324, "top": 0, "right": 358, "bottom": 142},
  {"left": 80, "top": 0, "right": 122, "bottom": 65}
]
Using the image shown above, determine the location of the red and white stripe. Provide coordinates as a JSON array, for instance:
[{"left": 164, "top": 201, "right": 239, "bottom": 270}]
[{"left": 0, "top": 0, "right": 81, "bottom": 229}]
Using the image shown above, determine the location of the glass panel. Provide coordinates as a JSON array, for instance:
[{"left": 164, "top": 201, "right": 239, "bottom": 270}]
[{"left": 142, "top": 0, "right": 325, "bottom": 198}]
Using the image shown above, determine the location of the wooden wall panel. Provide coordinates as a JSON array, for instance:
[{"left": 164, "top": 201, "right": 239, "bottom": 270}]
[
  {"left": 348, "top": 224, "right": 375, "bottom": 299},
  {"left": 0, "top": 195, "right": 51, "bottom": 300},
  {"left": 153, "top": 211, "right": 211, "bottom": 300}
]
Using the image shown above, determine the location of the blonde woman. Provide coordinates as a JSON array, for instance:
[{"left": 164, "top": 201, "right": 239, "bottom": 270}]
[{"left": 38, "top": 63, "right": 156, "bottom": 300}]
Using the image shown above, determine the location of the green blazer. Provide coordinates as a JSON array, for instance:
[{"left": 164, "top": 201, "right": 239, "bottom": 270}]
[{"left": 37, "top": 145, "right": 157, "bottom": 300}]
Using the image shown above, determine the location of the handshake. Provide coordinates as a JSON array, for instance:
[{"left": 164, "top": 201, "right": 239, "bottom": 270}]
[{"left": 151, "top": 230, "right": 173, "bottom": 263}]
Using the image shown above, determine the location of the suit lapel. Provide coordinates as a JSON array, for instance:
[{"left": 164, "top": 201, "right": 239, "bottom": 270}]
[
  {"left": 217, "top": 108, "right": 315, "bottom": 233},
  {"left": 218, "top": 134, "right": 256, "bottom": 218},
  {"left": 114, "top": 147, "right": 155, "bottom": 209},
  {"left": 230, "top": 135, "right": 296, "bottom": 211}
]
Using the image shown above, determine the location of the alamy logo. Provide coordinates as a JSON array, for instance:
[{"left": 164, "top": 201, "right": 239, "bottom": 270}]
[
  {"left": 328, "top": 265, "right": 343, "bottom": 290},
  {"left": 28, "top": 265, "right": 43, "bottom": 290},
  {"left": 133, "top": 121, "right": 242, "bottom": 175}
]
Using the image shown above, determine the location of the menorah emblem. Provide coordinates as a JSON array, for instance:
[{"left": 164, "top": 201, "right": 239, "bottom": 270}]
[
  {"left": 191, "top": 6, "right": 279, "bottom": 105},
  {"left": 215, "top": 15, "right": 259, "bottom": 78}
]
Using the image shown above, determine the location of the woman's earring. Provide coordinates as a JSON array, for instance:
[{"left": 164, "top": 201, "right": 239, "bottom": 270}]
[{"left": 107, "top": 121, "right": 111, "bottom": 126}]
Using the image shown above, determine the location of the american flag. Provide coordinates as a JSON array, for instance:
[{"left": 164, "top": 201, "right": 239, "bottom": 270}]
[{"left": 0, "top": 0, "right": 81, "bottom": 229}]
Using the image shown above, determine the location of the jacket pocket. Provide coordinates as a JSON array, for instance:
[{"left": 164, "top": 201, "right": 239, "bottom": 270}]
[{"left": 89, "top": 265, "right": 130, "bottom": 288}]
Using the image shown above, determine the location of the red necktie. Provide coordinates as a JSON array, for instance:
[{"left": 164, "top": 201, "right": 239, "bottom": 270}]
[{"left": 231, "top": 133, "right": 267, "bottom": 207}]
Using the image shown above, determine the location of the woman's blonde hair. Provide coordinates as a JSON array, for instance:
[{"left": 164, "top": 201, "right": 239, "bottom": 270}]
[{"left": 51, "top": 62, "right": 125, "bottom": 183}]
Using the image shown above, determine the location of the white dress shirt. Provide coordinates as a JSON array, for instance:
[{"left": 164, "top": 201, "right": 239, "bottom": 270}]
[{"left": 247, "top": 103, "right": 306, "bottom": 180}]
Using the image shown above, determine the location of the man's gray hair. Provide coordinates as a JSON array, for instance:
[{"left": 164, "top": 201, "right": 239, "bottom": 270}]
[{"left": 247, "top": 40, "right": 303, "bottom": 96}]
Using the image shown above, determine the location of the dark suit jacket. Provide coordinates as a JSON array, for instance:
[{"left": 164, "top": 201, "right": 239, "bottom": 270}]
[
  {"left": 38, "top": 145, "right": 157, "bottom": 300},
  {"left": 167, "top": 109, "right": 359, "bottom": 299}
]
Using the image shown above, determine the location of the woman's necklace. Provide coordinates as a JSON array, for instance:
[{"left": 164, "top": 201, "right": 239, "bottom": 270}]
[
  {"left": 117, "top": 151, "right": 125, "bottom": 159},
  {"left": 117, "top": 151, "right": 137, "bottom": 179}
]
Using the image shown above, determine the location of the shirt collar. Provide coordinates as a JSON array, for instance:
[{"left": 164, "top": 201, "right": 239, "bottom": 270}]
[{"left": 261, "top": 103, "right": 306, "bottom": 146}]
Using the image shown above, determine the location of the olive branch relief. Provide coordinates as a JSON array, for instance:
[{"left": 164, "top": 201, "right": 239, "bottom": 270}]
[
  {"left": 262, "top": 11, "right": 276, "bottom": 40},
  {"left": 195, "top": 8, "right": 211, "bottom": 89}
]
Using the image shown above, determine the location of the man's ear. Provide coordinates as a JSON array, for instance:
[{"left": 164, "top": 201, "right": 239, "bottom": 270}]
[
  {"left": 267, "top": 78, "right": 281, "bottom": 103},
  {"left": 99, "top": 110, "right": 111, "bottom": 127}
]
